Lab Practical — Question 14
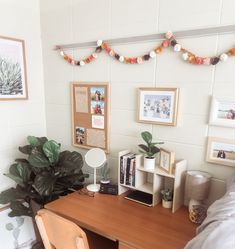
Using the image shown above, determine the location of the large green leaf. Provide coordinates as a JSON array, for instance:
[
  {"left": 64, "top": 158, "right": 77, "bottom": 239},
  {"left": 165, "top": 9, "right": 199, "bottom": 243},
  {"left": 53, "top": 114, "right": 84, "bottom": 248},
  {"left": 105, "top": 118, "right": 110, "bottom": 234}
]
[
  {"left": 9, "top": 201, "right": 31, "bottom": 217},
  {"left": 43, "top": 140, "right": 60, "bottom": 164},
  {"left": 141, "top": 131, "right": 152, "bottom": 145},
  {"left": 56, "top": 151, "right": 83, "bottom": 174},
  {"left": 33, "top": 172, "right": 57, "bottom": 196},
  {"left": 28, "top": 150, "right": 50, "bottom": 168},
  {"left": 27, "top": 136, "right": 40, "bottom": 147},
  {"left": 19, "top": 145, "right": 33, "bottom": 155},
  {"left": 58, "top": 170, "right": 88, "bottom": 187},
  {"left": 0, "top": 188, "right": 29, "bottom": 204},
  {"left": 138, "top": 144, "right": 149, "bottom": 153},
  {"left": 9, "top": 162, "right": 32, "bottom": 184}
]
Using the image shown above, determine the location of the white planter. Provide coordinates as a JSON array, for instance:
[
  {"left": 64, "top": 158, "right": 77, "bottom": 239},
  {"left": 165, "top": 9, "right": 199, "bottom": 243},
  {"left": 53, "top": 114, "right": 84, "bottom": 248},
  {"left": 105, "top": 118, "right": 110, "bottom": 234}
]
[
  {"left": 162, "top": 200, "right": 172, "bottom": 209},
  {"left": 144, "top": 157, "right": 155, "bottom": 170}
]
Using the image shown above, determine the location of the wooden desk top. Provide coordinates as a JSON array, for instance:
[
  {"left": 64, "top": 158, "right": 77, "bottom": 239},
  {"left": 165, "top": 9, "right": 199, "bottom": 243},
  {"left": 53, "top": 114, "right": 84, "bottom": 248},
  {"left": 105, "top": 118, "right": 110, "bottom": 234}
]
[{"left": 45, "top": 192, "right": 196, "bottom": 249}]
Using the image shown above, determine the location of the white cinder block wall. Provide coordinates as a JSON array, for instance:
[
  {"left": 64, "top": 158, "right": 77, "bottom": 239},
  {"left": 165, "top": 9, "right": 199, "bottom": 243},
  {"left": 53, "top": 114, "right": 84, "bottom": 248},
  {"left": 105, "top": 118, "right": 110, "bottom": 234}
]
[
  {"left": 40, "top": 0, "right": 235, "bottom": 201},
  {"left": 0, "top": 0, "right": 46, "bottom": 193}
]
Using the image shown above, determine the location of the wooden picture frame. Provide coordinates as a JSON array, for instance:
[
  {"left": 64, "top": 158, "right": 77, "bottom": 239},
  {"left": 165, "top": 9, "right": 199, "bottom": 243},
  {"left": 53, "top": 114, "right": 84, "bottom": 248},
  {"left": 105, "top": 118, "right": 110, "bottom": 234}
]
[
  {"left": 159, "top": 148, "right": 175, "bottom": 174},
  {"left": 71, "top": 82, "right": 109, "bottom": 152},
  {"left": 206, "top": 137, "right": 235, "bottom": 167},
  {"left": 0, "top": 36, "right": 28, "bottom": 100},
  {"left": 209, "top": 97, "right": 235, "bottom": 128},
  {"left": 137, "top": 88, "right": 179, "bottom": 126}
]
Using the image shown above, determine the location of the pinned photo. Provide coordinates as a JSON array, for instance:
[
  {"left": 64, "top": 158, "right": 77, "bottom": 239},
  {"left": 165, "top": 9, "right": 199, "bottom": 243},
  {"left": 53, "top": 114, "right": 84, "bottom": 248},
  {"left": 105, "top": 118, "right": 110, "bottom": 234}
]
[
  {"left": 90, "top": 87, "right": 105, "bottom": 102},
  {"left": 75, "top": 127, "right": 85, "bottom": 145},
  {"left": 91, "top": 101, "right": 104, "bottom": 115}
]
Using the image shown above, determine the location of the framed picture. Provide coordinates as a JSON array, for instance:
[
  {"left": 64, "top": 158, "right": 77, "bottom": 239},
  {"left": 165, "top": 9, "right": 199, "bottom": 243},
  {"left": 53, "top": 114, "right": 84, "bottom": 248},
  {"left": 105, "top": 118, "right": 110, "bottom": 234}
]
[
  {"left": 206, "top": 137, "right": 235, "bottom": 167},
  {"left": 0, "top": 36, "right": 28, "bottom": 100},
  {"left": 159, "top": 148, "right": 175, "bottom": 174},
  {"left": 137, "top": 88, "right": 179, "bottom": 126},
  {"left": 209, "top": 97, "right": 235, "bottom": 128}
]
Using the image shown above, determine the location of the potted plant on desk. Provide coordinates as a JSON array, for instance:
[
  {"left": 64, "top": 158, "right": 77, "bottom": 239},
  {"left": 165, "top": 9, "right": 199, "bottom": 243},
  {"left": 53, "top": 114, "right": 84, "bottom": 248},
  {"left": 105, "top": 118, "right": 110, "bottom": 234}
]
[
  {"left": 138, "top": 131, "right": 163, "bottom": 170},
  {"left": 161, "top": 189, "right": 173, "bottom": 209}
]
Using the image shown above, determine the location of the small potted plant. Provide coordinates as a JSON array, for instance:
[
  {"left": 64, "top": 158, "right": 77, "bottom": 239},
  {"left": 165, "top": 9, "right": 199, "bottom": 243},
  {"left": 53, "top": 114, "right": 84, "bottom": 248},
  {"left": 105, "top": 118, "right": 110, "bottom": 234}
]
[
  {"left": 138, "top": 131, "right": 163, "bottom": 170},
  {"left": 100, "top": 162, "right": 110, "bottom": 184},
  {"left": 161, "top": 189, "right": 173, "bottom": 209}
]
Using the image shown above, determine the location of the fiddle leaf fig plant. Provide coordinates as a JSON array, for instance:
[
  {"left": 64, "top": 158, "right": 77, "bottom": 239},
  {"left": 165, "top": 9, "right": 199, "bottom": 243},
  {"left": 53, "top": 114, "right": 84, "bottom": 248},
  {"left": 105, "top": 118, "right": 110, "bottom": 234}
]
[
  {"left": 138, "top": 131, "right": 163, "bottom": 158},
  {"left": 0, "top": 136, "right": 88, "bottom": 217}
]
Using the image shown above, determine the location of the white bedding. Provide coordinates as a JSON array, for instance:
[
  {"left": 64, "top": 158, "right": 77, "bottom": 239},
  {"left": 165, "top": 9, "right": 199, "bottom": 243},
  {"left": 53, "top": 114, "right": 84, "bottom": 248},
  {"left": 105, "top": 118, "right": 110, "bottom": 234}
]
[{"left": 184, "top": 176, "right": 235, "bottom": 249}]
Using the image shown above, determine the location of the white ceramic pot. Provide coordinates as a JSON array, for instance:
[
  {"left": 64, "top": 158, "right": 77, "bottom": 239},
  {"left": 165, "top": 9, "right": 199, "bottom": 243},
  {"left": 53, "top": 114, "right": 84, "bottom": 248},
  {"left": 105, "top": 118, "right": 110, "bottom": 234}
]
[
  {"left": 162, "top": 199, "right": 172, "bottom": 209},
  {"left": 144, "top": 157, "right": 155, "bottom": 170}
]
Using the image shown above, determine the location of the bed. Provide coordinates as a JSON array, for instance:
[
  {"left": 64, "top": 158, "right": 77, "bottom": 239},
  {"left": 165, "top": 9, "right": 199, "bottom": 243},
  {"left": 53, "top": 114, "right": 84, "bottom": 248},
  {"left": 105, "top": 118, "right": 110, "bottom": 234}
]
[{"left": 184, "top": 175, "right": 235, "bottom": 249}]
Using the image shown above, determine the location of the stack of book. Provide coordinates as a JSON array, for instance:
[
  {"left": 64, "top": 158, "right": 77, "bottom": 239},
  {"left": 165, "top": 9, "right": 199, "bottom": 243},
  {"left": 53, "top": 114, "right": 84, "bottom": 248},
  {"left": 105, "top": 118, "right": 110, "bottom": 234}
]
[{"left": 120, "top": 152, "right": 136, "bottom": 187}]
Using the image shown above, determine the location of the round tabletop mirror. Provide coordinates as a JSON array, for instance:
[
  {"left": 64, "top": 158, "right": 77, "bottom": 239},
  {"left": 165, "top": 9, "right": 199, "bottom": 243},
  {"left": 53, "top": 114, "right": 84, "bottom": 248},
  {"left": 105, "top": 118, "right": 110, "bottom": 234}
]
[{"left": 85, "top": 148, "right": 106, "bottom": 192}]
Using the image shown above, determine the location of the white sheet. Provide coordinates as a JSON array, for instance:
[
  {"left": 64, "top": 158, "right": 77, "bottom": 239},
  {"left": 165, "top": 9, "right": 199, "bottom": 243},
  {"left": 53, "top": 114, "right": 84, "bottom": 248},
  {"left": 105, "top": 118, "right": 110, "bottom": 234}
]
[{"left": 184, "top": 178, "right": 235, "bottom": 249}]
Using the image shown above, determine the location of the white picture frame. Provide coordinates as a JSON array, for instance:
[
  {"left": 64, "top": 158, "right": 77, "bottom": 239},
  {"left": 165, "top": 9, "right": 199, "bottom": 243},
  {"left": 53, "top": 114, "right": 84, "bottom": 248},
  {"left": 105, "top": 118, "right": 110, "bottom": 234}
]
[
  {"left": 206, "top": 137, "right": 235, "bottom": 167},
  {"left": 137, "top": 88, "right": 179, "bottom": 126},
  {"left": 159, "top": 148, "right": 175, "bottom": 174},
  {"left": 209, "top": 97, "right": 235, "bottom": 128}
]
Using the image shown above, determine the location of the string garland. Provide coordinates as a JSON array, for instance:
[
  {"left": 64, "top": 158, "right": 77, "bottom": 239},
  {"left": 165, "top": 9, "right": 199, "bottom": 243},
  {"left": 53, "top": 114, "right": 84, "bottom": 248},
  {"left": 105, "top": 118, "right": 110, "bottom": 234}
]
[{"left": 58, "top": 31, "right": 235, "bottom": 67}]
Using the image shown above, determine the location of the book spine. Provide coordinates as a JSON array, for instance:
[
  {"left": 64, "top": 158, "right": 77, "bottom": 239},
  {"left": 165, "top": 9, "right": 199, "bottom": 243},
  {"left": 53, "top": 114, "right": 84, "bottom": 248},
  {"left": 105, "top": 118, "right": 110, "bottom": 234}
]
[
  {"left": 125, "top": 157, "right": 131, "bottom": 185},
  {"left": 120, "top": 155, "right": 124, "bottom": 184}
]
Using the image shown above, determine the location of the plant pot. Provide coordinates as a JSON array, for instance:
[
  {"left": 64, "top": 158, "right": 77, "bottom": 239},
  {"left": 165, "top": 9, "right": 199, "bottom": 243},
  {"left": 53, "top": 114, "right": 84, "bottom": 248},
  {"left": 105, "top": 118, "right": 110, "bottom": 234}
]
[
  {"left": 144, "top": 157, "right": 155, "bottom": 170},
  {"left": 100, "top": 179, "right": 110, "bottom": 184},
  {"left": 162, "top": 199, "right": 172, "bottom": 209}
]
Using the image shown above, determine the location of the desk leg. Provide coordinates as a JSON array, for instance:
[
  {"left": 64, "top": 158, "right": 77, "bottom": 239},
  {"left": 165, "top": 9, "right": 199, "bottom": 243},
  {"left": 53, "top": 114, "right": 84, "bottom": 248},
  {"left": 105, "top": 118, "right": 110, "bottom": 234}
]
[{"left": 119, "top": 241, "right": 136, "bottom": 249}]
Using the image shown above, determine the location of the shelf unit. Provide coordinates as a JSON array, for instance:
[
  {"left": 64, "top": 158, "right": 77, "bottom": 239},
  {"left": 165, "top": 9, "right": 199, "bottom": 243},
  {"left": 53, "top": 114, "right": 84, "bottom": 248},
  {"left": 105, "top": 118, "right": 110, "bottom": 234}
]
[{"left": 118, "top": 150, "right": 187, "bottom": 213}]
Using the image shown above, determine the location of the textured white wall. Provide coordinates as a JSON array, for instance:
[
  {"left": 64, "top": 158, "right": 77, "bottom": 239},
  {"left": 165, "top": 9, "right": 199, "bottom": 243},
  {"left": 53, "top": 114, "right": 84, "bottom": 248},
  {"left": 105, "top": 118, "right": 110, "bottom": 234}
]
[
  {"left": 40, "top": 0, "right": 235, "bottom": 199},
  {"left": 0, "top": 0, "right": 46, "bottom": 193},
  {"left": 0, "top": 0, "right": 46, "bottom": 247}
]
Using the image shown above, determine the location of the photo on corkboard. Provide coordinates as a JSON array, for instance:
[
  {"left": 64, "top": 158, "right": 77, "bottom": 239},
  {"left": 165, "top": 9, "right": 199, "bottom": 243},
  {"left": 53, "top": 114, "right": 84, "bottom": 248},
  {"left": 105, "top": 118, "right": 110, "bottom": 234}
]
[
  {"left": 90, "top": 87, "right": 105, "bottom": 101},
  {"left": 91, "top": 101, "right": 104, "bottom": 115},
  {"left": 75, "top": 127, "right": 85, "bottom": 145}
]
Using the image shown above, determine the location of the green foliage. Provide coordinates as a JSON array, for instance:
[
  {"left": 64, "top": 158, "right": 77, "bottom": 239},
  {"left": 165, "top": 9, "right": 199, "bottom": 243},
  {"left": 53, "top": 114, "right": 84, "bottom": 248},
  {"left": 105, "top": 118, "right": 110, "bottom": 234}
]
[
  {"left": 138, "top": 131, "right": 163, "bottom": 157},
  {"left": 0, "top": 136, "right": 88, "bottom": 217},
  {"left": 100, "top": 162, "right": 110, "bottom": 181},
  {"left": 160, "top": 189, "right": 173, "bottom": 201}
]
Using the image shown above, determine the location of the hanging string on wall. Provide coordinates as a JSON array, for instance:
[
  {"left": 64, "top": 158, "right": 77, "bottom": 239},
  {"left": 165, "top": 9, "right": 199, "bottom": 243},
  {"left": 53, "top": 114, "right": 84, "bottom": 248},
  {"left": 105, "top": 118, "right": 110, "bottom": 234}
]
[{"left": 57, "top": 31, "right": 235, "bottom": 67}]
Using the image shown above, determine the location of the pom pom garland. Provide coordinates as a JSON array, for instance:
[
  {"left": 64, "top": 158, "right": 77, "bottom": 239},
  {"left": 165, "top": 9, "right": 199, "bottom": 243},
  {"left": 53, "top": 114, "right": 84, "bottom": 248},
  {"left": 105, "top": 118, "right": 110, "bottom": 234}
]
[{"left": 58, "top": 31, "right": 235, "bottom": 67}]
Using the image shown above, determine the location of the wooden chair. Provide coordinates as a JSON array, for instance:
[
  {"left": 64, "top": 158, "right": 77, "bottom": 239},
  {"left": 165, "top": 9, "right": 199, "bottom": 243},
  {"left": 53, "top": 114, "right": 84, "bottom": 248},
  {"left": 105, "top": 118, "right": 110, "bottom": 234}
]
[{"left": 35, "top": 209, "right": 90, "bottom": 249}]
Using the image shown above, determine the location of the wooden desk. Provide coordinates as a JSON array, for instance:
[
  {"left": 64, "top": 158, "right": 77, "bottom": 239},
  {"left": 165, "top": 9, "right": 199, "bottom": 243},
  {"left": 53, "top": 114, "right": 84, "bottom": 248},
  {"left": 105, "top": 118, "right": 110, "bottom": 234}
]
[{"left": 45, "top": 192, "right": 196, "bottom": 249}]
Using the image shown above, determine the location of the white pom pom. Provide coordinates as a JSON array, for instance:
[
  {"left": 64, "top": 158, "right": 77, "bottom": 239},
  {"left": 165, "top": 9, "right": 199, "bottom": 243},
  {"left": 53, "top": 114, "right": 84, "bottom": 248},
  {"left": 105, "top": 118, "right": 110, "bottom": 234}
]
[
  {"left": 109, "top": 50, "right": 114, "bottom": 56},
  {"left": 149, "top": 51, "right": 156, "bottom": 58},
  {"left": 80, "top": 60, "right": 85, "bottom": 66},
  {"left": 137, "top": 57, "right": 143, "bottom": 64},
  {"left": 174, "top": 44, "right": 181, "bottom": 52},
  {"left": 220, "top": 53, "right": 228, "bottom": 62},
  {"left": 165, "top": 31, "right": 173, "bottom": 39},
  {"left": 71, "top": 60, "right": 75, "bottom": 65},
  {"left": 119, "top": 56, "right": 124, "bottom": 62},
  {"left": 92, "top": 53, "right": 98, "bottom": 59},
  {"left": 97, "top": 40, "right": 103, "bottom": 46},
  {"left": 182, "top": 52, "right": 188, "bottom": 61},
  {"left": 60, "top": 51, "right": 65, "bottom": 56},
  {"left": 203, "top": 58, "right": 211, "bottom": 65}
]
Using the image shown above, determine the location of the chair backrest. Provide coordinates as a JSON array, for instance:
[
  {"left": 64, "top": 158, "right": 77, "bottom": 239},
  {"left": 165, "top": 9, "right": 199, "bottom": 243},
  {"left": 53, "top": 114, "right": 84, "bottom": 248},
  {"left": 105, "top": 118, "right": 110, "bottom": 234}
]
[{"left": 36, "top": 209, "right": 90, "bottom": 249}]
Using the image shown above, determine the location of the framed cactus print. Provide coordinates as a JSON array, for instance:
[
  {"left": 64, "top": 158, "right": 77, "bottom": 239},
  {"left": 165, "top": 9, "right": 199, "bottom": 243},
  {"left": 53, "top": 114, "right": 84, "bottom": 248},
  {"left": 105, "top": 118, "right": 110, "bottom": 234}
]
[{"left": 0, "top": 36, "right": 28, "bottom": 100}]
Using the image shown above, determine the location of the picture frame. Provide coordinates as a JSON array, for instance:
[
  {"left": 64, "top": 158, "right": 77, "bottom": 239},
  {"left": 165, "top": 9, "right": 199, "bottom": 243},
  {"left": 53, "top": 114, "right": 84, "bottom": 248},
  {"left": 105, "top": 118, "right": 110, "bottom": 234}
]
[
  {"left": 71, "top": 82, "right": 109, "bottom": 152},
  {"left": 159, "top": 148, "right": 175, "bottom": 174},
  {"left": 206, "top": 137, "right": 235, "bottom": 167},
  {"left": 0, "top": 36, "right": 28, "bottom": 100},
  {"left": 209, "top": 97, "right": 235, "bottom": 128},
  {"left": 137, "top": 88, "right": 179, "bottom": 126}
]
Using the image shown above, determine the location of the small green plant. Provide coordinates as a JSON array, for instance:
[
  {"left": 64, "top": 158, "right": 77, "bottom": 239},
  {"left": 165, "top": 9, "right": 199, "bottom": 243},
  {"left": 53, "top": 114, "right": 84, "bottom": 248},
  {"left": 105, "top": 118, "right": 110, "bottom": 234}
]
[
  {"left": 161, "top": 189, "right": 173, "bottom": 201},
  {"left": 100, "top": 162, "right": 110, "bottom": 182},
  {"left": 138, "top": 131, "right": 163, "bottom": 158}
]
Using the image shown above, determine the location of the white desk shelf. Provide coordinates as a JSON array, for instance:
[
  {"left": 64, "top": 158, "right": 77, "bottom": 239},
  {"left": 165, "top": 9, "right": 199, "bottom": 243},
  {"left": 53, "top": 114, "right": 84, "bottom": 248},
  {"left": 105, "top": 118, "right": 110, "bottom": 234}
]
[{"left": 118, "top": 150, "right": 187, "bottom": 213}]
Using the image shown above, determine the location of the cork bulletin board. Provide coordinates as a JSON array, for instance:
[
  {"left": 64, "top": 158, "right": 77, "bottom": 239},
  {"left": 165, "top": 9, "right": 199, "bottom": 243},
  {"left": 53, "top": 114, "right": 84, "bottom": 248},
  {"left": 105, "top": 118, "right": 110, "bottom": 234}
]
[{"left": 71, "top": 82, "right": 109, "bottom": 152}]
